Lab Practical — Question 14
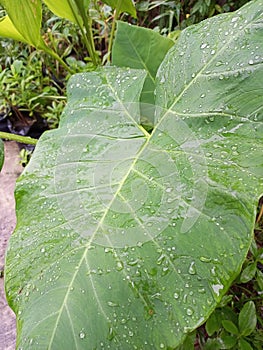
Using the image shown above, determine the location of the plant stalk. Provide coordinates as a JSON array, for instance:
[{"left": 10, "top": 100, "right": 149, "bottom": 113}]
[
  {"left": 0, "top": 132, "right": 38, "bottom": 145},
  {"left": 107, "top": 9, "right": 120, "bottom": 62},
  {"left": 67, "top": 0, "right": 98, "bottom": 66},
  {"left": 46, "top": 49, "right": 75, "bottom": 74},
  {"left": 80, "top": 7, "right": 98, "bottom": 66}
]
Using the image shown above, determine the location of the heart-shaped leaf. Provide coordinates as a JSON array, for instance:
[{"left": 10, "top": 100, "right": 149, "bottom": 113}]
[
  {"left": 112, "top": 21, "right": 174, "bottom": 105},
  {"left": 5, "top": 1, "right": 263, "bottom": 349}
]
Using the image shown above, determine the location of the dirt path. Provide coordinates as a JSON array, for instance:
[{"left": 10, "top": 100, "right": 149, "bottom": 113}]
[{"left": 0, "top": 141, "right": 23, "bottom": 350}]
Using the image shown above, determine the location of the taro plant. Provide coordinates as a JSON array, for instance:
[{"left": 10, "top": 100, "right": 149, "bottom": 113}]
[{"left": 4, "top": 0, "right": 263, "bottom": 349}]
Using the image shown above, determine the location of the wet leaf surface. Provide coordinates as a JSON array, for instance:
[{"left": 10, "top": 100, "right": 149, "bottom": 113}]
[{"left": 5, "top": 1, "right": 263, "bottom": 348}]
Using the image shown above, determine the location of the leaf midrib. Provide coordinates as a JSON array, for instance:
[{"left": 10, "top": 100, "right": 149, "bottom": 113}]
[{"left": 126, "top": 29, "right": 155, "bottom": 84}]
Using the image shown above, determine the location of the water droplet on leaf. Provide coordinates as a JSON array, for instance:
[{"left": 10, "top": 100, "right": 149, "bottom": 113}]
[
  {"left": 186, "top": 307, "right": 194, "bottom": 316},
  {"left": 79, "top": 331, "right": 86, "bottom": 339},
  {"left": 174, "top": 292, "right": 179, "bottom": 299},
  {"left": 116, "top": 261, "right": 124, "bottom": 271},
  {"left": 188, "top": 261, "right": 196, "bottom": 275}
]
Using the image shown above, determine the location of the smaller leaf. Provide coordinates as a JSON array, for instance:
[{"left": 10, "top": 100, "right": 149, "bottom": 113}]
[
  {"left": 203, "top": 338, "right": 222, "bottom": 350},
  {"left": 249, "top": 238, "right": 258, "bottom": 257},
  {"left": 256, "top": 269, "right": 263, "bottom": 291},
  {"left": 0, "top": 139, "right": 4, "bottom": 171},
  {"left": 217, "top": 295, "right": 233, "bottom": 308},
  {"left": 238, "top": 338, "right": 254, "bottom": 350},
  {"left": 206, "top": 312, "right": 221, "bottom": 336},
  {"left": 256, "top": 247, "right": 263, "bottom": 263},
  {"left": 177, "top": 331, "right": 196, "bottom": 349},
  {"left": 112, "top": 21, "right": 174, "bottom": 107},
  {"left": 218, "top": 332, "right": 237, "bottom": 349},
  {"left": 102, "top": 0, "right": 136, "bottom": 17},
  {"left": 222, "top": 320, "right": 239, "bottom": 335},
  {"left": 11, "top": 60, "right": 23, "bottom": 75},
  {"left": 240, "top": 262, "right": 257, "bottom": 283},
  {"left": 238, "top": 301, "right": 257, "bottom": 336},
  {"left": 217, "top": 307, "right": 238, "bottom": 325}
]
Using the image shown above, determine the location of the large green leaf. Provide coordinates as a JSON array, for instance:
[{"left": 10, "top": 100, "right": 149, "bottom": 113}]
[
  {"left": 0, "top": 0, "right": 47, "bottom": 49},
  {"left": 5, "top": 1, "right": 263, "bottom": 349},
  {"left": 0, "top": 139, "right": 4, "bottom": 171},
  {"left": 112, "top": 21, "right": 174, "bottom": 105}
]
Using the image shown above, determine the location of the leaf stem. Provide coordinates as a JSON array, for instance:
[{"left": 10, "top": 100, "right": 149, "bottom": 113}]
[
  {"left": 83, "top": 16, "right": 99, "bottom": 66},
  {"left": 107, "top": 9, "right": 120, "bottom": 62},
  {"left": 46, "top": 49, "right": 74, "bottom": 74},
  {"left": 0, "top": 132, "right": 38, "bottom": 145},
  {"left": 67, "top": 0, "right": 98, "bottom": 67},
  {"left": 256, "top": 205, "right": 263, "bottom": 223}
]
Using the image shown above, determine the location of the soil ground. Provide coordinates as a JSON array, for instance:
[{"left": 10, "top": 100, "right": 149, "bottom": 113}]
[{"left": 0, "top": 141, "right": 23, "bottom": 350}]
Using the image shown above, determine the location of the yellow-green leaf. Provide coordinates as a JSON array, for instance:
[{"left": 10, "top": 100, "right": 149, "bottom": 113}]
[
  {"left": 0, "top": 0, "right": 45, "bottom": 48},
  {"left": 0, "top": 16, "right": 28, "bottom": 43},
  {"left": 43, "top": 0, "right": 78, "bottom": 23}
]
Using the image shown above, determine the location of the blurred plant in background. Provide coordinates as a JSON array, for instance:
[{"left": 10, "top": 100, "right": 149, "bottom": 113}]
[
  {"left": 0, "top": 1, "right": 251, "bottom": 134},
  {"left": 0, "top": 1, "right": 135, "bottom": 134},
  {"left": 135, "top": 0, "right": 251, "bottom": 36}
]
